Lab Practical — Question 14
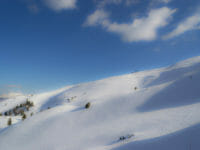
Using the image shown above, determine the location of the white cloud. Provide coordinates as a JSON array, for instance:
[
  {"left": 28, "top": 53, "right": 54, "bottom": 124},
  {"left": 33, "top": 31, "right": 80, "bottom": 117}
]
[
  {"left": 85, "top": 7, "right": 175, "bottom": 42},
  {"left": 158, "top": 0, "right": 171, "bottom": 3},
  {"left": 96, "top": 0, "right": 142, "bottom": 8},
  {"left": 164, "top": 13, "right": 200, "bottom": 39},
  {"left": 97, "top": 0, "right": 122, "bottom": 8},
  {"left": 84, "top": 10, "right": 109, "bottom": 26},
  {"left": 148, "top": 0, "right": 172, "bottom": 10},
  {"left": 125, "top": 0, "right": 139, "bottom": 6},
  {"left": 28, "top": 4, "right": 39, "bottom": 14},
  {"left": 97, "top": 0, "right": 171, "bottom": 8},
  {"left": 44, "top": 0, "right": 77, "bottom": 11}
]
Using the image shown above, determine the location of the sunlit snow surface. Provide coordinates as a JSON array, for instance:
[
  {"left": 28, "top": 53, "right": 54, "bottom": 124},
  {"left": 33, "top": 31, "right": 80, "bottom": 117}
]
[{"left": 0, "top": 56, "right": 200, "bottom": 150}]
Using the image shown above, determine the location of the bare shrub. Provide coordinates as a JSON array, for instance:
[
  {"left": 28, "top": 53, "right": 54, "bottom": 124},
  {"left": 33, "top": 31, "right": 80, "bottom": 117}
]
[
  {"left": 85, "top": 102, "right": 91, "bottom": 109},
  {"left": 7, "top": 118, "right": 12, "bottom": 126}
]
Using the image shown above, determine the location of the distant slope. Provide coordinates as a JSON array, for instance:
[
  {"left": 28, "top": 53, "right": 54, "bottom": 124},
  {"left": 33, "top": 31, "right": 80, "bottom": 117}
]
[{"left": 0, "top": 56, "right": 200, "bottom": 150}]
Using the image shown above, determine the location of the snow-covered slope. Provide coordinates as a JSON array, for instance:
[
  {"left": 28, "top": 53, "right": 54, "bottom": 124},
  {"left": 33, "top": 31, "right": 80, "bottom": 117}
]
[{"left": 0, "top": 56, "right": 200, "bottom": 150}]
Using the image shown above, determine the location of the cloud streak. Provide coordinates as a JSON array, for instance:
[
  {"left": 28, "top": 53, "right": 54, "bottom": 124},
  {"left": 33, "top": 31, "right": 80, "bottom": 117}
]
[
  {"left": 43, "top": 0, "right": 77, "bottom": 11},
  {"left": 85, "top": 7, "right": 176, "bottom": 42},
  {"left": 28, "top": 4, "right": 40, "bottom": 14},
  {"left": 164, "top": 13, "right": 200, "bottom": 39},
  {"left": 84, "top": 9, "right": 109, "bottom": 26}
]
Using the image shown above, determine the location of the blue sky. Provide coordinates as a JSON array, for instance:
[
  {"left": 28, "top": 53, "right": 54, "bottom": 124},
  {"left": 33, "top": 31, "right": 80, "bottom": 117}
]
[{"left": 0, "top": 0, "right": 200, "bottom": 94}]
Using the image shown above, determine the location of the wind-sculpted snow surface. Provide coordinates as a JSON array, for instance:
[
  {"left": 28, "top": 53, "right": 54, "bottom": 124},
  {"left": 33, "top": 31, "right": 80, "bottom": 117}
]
[{"left": 0, "top": 56, "right": 200, "bottom": 150}]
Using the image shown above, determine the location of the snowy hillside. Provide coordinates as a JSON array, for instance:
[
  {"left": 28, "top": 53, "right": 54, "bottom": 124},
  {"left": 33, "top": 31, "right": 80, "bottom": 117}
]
[{"left": 0, "top": 56, "right": 200, "bottom": 150}]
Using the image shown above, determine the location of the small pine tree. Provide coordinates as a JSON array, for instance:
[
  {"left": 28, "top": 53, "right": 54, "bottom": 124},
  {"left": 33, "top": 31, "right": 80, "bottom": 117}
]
[
  {"left": 8, "top": 111, "right": 12, "bottom": 116},
  {"left": 30, "top": 112, "right": 34, "bottom": 116},
  {"left": 26, "top": 106, "right": 29, "bottom": 111},
  {"left": 30, "top": 102, "right": 34, "bottom": 107},
  {"left": 20, "top": 110, "right": 24, "bottom": 116},
  {"left": 4, "top": 112, "right": 8, "bottom": 116},
  {"left": 22, "top": 114, "right": 27, "bottom": 120},
  {"left": 7, "top": 118, "right": 12, "bottom": 126},
  {"left": 85, "top": 102, "right": 91, "bottom": 109},
  {"left": 0, "top": 113, "right": 2, "bottom": 116}
]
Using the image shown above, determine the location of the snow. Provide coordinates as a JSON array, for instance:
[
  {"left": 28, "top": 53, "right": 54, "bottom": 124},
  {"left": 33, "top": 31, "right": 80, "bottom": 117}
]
[{"left": 0, "top": 56, "right": 200, "bottom": 150}]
